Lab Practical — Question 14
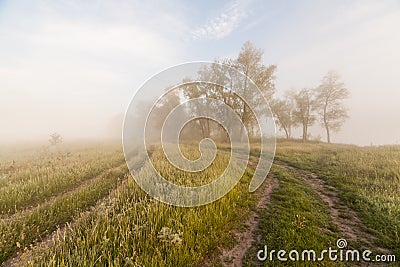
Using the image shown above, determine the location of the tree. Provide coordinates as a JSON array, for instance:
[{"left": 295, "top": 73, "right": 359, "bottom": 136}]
[
  {"left": 315, "top": 71, "right": 349, "bottom": 143},
  {"left": 292, "top": 89, "right": 315, "bottom": 143},
  {"left": 147, "top": 89, "right": 186, "bottom": 142},
  {"left": 49, "top": 132, "right": 62, "bottom": 146},
  {"left": 234, "top": 41, "right": 276, "bottom": 140},
  {"left": 181, "top": 78, "right": 215, "bottom": 140},
  {"left": 270, "top": 97, "right": 296, "bottom": 139},
  {"left": 181, "top": 43, "right": 276, "bottom": 142},
  {"left": 135, "top": 42, "right": 276, "bottom": 144}
]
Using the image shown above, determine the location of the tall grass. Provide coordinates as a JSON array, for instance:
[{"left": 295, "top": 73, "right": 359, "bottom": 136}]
[
  {"left": 2, "top": 141, "right": 399, "bottom": 265},
  {"left": 23, "top": 146, "right": 258, "bottom": 266},
  {"left": 0, "top": 147, "right": 124, "bottom": 215},
  {"left": 0, "top": 145, "right": 128, "bottom": 263},
  {"left": 275, "top": 143, "right": 400, "bottom": 258},
  {"left": 244, "top": 166, "right": 340, "bottom": 266},
  {"left": 0, "top": 166, "right": 128, "bottom": 262}
]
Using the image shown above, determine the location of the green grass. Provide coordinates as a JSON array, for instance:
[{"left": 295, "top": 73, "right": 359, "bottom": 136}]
[
  {"left": 21, "top": 146, "right": 258, "bottom": 266},
  {"left": 0, "top": 166, "right": 128, "bottom": 262},
  {"left": 275, "top": 142, "right": 400, "bottom": 260},
  {"left": 0, "top": 147, "right": 124, "bottom": 215},
  {"left": 0, "top": 140, "right": 398, "bottom": 266},
  {"left": 243, "top": 166, "right": 340, "bottom": 266}
]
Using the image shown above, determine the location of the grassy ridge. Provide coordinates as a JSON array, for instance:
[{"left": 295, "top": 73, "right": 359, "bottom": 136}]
[
  {"left": 0, "top": 147, "right": 124, "bottom": 215},
  {"left": 244, "top": 166, "right": 340, "bottom": 266},
  {"left": 23, "top": 146, "right": 257, "bottom": 266},
  {"left": 0, "top": 147, "right": 128, "bottom": 263},
  {"left": 0, "top": 141, "right": 399, "bottom": 266},
  {"left": 275, "top": 142, "right": 400, "bottom": 259}
]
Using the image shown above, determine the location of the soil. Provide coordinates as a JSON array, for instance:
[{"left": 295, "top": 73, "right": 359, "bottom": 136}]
[{"left": 218, "top": 176, "right": 279, "bottom": 267}]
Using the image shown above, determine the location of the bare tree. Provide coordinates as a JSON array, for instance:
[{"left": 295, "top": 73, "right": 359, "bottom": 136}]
[
  {"left": 49, "top": 132, "right": 62, "bottom": 146},
  {"left": 315, "top": 71, "right": 350, "bottom": 143},
  {"left": 292, "top": 89, "right": 315, "bottom": 143}
]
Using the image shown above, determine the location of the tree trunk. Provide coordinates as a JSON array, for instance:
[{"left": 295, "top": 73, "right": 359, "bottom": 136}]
[
  {"left": 283, "top": 126, "right": 289, "bottom": 139},
  {"left": 239, "top": 66, "right": 249, "bottom": 142},
  {"left": 325, "top": 124, "right": 331, "bottom": 144},
  {"left": 206, "top": 119, "right": 210, "bottom": 138},
  {"left": 323, "top": 103, "right": 330, "bottom": 143},
  {"left": 239, "top": 105, "right": 247, "bottom": 142},
  {"left": 199, "top": 119, "right": 206, "bottom": 139}
]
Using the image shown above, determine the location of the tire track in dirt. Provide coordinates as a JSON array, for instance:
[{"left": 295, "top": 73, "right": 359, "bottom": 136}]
[
  {"left": 275, "top": 162, "right": 390, "bottom": 255},
  {"left": 0, "top": 163, "right": 126, "bottom": 224},
  {"left": 1, "top": 164, "right": 129, "bottom": 267},
  {"left": 2, "top": 153, "right": 150, "bottom": 267},
  {"left": 218, "top": 173, "right": 279, "bottom": 267}
]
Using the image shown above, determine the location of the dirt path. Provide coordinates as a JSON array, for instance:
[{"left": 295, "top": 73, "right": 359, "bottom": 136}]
[
  {"left": 275, "top": 162, "right": 390, "bottom": 254},
  {"left": 218, "top": 175, "right": 279, "bottom": 267}
]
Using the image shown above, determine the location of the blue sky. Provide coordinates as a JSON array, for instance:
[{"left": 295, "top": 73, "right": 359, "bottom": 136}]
[{"left": 0, "top": 0, "right": 399, "bottom": 145}]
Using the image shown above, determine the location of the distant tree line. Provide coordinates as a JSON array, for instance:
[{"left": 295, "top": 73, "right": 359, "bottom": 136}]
[
  {"left": 271, "top": 70, "right": 349, "bottom": 143},
  {"left": 143, "top": 41, "right": 349, "bottom": 144}
]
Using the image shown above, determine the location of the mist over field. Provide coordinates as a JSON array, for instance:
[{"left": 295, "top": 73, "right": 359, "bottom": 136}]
[
  {"left": 1, "top": 2, "right": 400, "bottom": 266},
  {"left": 0, "top": 0, "right": 399, "bottom": 146}
]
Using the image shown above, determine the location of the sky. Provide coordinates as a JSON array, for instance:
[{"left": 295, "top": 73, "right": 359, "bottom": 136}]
[{"left": 0, "top": 0, "right": 399, "bottom": 145}]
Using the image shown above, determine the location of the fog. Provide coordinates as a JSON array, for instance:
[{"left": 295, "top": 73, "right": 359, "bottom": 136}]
[{"left": 1, "top": 0, "right": 399, "bottom": 146}]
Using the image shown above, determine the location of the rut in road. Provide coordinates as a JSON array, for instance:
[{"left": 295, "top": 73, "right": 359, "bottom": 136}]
[
  {"left": 1, "top": 164, "right": 130, "bottom": 267},
  {"left": 218, "top": 174, "right": 279, "bottom": 267},
  {"left": 275, "top": 162, "right": 390, "bottom": 254},
  {"left": 0, "top": 163, "right": 126, "bottom": 224}
]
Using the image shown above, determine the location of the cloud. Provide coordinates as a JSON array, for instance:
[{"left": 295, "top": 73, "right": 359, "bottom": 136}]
[
  {"left": 0, "top": 1, "right": 187, "bottom": 141},
  {"left": 192, "top": 1, "right": 247, "bottom": 40}
]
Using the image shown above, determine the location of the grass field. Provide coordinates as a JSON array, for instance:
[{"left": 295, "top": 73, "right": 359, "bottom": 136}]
[{"left": 0, "top": 140, "right": 398, "bottom": 266}]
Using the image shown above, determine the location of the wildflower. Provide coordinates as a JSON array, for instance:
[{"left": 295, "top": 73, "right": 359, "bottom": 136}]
[
  {"left": 157, "top": 226, "right": 183, "bottom": 245},
  {"left": 292, "top": 214, "right": 307, "bottom": 229}
]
